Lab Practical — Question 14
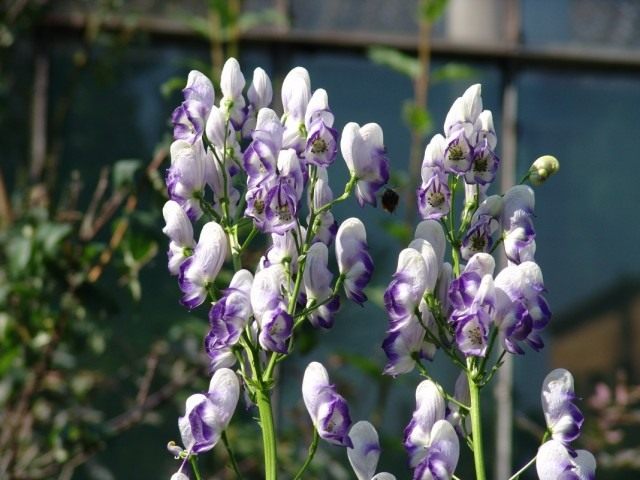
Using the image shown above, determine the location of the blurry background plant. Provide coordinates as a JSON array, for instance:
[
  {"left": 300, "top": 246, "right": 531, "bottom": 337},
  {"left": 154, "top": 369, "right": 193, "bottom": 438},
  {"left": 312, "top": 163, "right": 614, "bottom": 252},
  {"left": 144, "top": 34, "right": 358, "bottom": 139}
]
[{"left": 0, "top": 1, "right": 201, "bottom": 478}]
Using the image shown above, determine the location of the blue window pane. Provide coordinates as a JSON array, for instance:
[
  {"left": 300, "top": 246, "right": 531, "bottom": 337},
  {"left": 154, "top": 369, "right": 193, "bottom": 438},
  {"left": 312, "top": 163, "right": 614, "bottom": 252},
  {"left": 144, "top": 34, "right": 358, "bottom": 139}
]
[{"left": 518, "top": 70, "right": 640, "bottom": 314}]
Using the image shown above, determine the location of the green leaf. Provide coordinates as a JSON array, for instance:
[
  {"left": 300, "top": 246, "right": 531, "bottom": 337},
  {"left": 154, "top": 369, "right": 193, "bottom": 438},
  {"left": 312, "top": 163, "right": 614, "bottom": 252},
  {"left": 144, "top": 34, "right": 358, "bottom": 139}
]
[
  {"left": 368, "top": 47, "right": 421, "bottom": 79},
  {"left": 432, "top": 62, "right": 477, "bottom": 84},
  {"left": 36, "top": 223, "right": 72, "bottom": 257},
  {"left": 7, "top": 235, "right": 32, "bottom": 274},
  {"left": 402, "top": 101, "right": 432, "bottom": 135},
  {"left": 237, "top": 9, "right": 288, "bottom": 32},
  {"left": 381, "top": 218, "right": 413, "bottom": 244},
  {"left": 420, "top": 0, "right": 449, "bottom": 21},
  {"left": 112, "top": 159, "right": 142, "bottom": 189},
  {"left": 160, "top": 76, "right": 186, "bottom": 98}
]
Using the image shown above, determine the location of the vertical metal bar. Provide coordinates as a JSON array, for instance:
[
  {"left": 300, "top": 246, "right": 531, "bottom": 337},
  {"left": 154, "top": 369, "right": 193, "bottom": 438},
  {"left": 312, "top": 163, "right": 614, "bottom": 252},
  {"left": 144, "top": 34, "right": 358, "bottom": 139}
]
[
  {"left": 495, "top": 2, "right": 520, "bottom": 478},
  {"left": 29, "top": 51, "right": 49, "bottom": 183},
  {"left": 494, "top": 75, "right": 517, "bottom": 480}
]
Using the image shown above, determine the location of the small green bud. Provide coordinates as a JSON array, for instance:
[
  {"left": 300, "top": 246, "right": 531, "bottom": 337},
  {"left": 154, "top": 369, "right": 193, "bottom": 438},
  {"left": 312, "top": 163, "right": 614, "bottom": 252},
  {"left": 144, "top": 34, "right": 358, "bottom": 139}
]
[{"left": 529, "top": 155, "right": 559, "bottom": 185}]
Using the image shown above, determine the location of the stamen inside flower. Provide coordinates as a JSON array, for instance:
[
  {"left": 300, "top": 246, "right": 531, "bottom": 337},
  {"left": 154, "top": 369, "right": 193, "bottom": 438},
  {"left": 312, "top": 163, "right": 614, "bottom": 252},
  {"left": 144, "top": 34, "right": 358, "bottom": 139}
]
[
  {"left": 427, "top": 191, "right": 445, "bottom": 207},
  {"left": 311, "top": 138, "right": 328, "bottom": 154}
]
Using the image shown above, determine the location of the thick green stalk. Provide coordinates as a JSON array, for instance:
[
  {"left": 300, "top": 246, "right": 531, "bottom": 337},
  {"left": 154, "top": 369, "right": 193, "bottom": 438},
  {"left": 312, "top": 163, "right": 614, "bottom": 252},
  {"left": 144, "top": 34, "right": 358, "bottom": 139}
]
[
  {"left": 256, "top": 388, "right": 278, "bottom": 480},
  {"left": 467, "top": 370, "right": 487, "bottom": 480}
]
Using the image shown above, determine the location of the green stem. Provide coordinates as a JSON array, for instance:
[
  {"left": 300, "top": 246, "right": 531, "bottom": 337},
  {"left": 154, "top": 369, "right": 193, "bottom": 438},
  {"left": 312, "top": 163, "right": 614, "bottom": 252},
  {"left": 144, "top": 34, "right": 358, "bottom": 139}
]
[
  {"left": 507, "top": 455, "right": 537, "bottom": 480},
  {"left": 467, "top": 366, "right": 487, "bottom": 480},
  {"left": 256, "top": 388, "right": 278, "bottom": 480},
  {"left": 189, "top": 455, "right": 203, "bottom": 480},
  {"left": 221, "top": 430, "right": 243, "bottom": 479},
  {"left": 293, "top": 428, "right": 319, "bottom": 480}
]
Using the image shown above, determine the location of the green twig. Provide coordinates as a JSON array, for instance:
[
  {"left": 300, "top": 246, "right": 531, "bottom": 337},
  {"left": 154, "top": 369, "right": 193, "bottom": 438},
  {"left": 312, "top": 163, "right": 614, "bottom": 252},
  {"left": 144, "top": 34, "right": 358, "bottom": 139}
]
[
  {"left": 293, "top": 428, "right": 319, "bottom": 480},
  {"left": 221, "top": 430, "right": 243, "bottom": 479}
]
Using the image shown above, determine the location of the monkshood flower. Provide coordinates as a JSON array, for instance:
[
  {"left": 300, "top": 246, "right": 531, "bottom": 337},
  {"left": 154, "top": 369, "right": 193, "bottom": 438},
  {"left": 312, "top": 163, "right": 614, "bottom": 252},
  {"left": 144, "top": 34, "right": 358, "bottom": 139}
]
[
  {"left": 204, "top": 333, "right": 235, "bottom": 371},
  {"left": 536, "top": 440, "right": 596, "bottom": 480},
  {"left": 414, "top": 220, "right": 447, "bottom": 268},
  {"left": 336, "top": 218, "right": 374, "bottom": 305},
  {"left": 179, "top": 221, "right": 227, "bottom": 309},
  {"left": 178, "top": 368, "right": 239, "bottom": 454},
  {"left": 208, "top": 269, "right": 253, "bottom": 347},
  {"left": 384, "top": 248, "right": 429, "bottom": 327},
  {"left": 219, "top": 57, "right": 246, "bottom": 130},
  {"left": 382, "top": 316, "right": 433, "bottom": 376},
  {"left": 244, "top": 108, "right": 282, "bottom": 189},
  {"left": 172, "top": 70, "right": 215, "bottom": 144},
  {"left": 264, "top": 179, "right": 298, "bottom": 234},
  {"left": 304, "top": 88, "right": 338, "bottom": 167},
  {"left": 464, "top": 110, "right": 500, "bottom": 185},
  {"left": 265, "top": 230, "right": 301, "bottom": 269},
  {"left": 302, "top": 362, "right": 353, "bottom": 447},
  {"left": 243, "top": 67, "right": 273, "bottom": 137},
  {"left": 404, "top": 380, "right": 459, "bottom": 480},
  {"left": 443, "top": 128, "right": 473, "bottom": 174},
  {"left": 308, "top": 167, "right": 338, "bottom": 245},
  {"left": 541, "top": 369, "right": 584, "bottom": 445},
  {"left": 448, "top": 254, "right": 496, "bottom": 357},
  {"left": 259, "top": 307, "right": 294, "bottom": 353},
  {"left": 347, "top": 421, "right": 396, "bottom": 480},
  {"left": 494, "top": 261, "right": 551, "bottom": 354},
  {"left": 417, "top": 135, "right": 451, "bottom": 220},
  {"left": 502, "top": 185, "right": 536, "bottom": 264},
  {"left": 251, "top": 264, "right": 293, "bottom": 353},
  {"left": 162, "top": 200, "right": 195, "bottom": 275},
  {"left": 341, "top": 122, "right": 390, "bottom": 207},
  {"left": 303, "top": 242, "right": 339, "bottom": 329},
  {"left": 166, "top": 140, "right": 207, "bottom": 220},
  {"left": 281, "top": 67, "right": 311, "bottom": 152},
  {"left": 444, "top": 83, "right": 482, "bottom": 139}
]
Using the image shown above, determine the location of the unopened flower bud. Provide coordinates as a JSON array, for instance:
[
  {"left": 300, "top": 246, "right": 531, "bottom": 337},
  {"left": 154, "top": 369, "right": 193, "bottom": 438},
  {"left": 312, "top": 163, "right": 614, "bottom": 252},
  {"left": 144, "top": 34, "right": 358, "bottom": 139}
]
[{"left": 529, "top": 155, "right": 559, "bottom": 185}]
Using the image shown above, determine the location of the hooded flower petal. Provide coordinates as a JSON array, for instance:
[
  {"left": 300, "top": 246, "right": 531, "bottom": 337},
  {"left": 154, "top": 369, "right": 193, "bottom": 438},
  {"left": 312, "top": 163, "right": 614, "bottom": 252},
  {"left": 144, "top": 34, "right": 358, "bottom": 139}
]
[
  {"left": 162, "top": 200, "right": 196, "bottom": 275},
  {"left": 336, "top": 218, "right": 374, "bottom": 304},
  {"left": 347, "top": 421, "right": 381, "bottom": 480},
  {"left": 302, "top": 362, "right": 352, "bottom": 447},
  {"left": 340, "top": 122, "right": 390, "bottom": 207},
  {"left": 178, "top": 368, "right": 239, "bottom": 454},
  {"left": 179, "top": 222, "right": 227, "bottom": 309},
  {"left": 541, "top": 369, "right": 584, "bottom": 445},
  {"left": 536, "top": 440, "right": 596, "bottom": 480}
]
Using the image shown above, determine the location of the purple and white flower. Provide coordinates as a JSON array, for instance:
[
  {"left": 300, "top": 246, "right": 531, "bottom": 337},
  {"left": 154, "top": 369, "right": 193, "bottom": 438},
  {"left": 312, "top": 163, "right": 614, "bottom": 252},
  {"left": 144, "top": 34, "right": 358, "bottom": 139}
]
[
  {"left": 304, "top": 89, "right": 338, "bottom": 167},
  {"left": 404, "top": 380, "right": 459, "bottom": 480},
  {"left": 308, "top": 167, "right": 338, "bottom": 245},
  {"left": 541, "top": 369, "right": 584, "bottom": 445},
  {"left": 251, "top": 264, "right": 292, "bottom": 352},
  {"left": 281, "top": 67, "right": 311, "bottom": 153},
  {"left": 162, "top": 200, "right": 195, "bottom": 275},
  {"left": 302, "top": 362, "right": 353, "bottom": 447},
  {"left": 219, "top": 57, "right": 246, "bottom": 130},
  {"left": 208, "top": 269, "right": 253, "bottom": 347},
  {"left": 166, "top": 140, "right": 207, "bottom": 220},
  {"left": 303, "top": 242, "right": 339, "bottom": 329},
  {"left": 243, "top": 67, "right": 273, "bottom": 137},
  {"left": 347, "top": 421, "right": 396, "bottom": 480},
  {"left": 179, "top": 221, "right": 227, "bottom": 309},
  {"left": 336, "top": 218, "right": 374, "bottom": 304},
  {"left": 384, "top": 248, "right": 429, "bottom": 327},
  {"left": 172, "top": 70, "right": 215, "bottom": 144},
  {"left": 340, "top": 122, "right": 390, "bottom": 207},
  {"left": 178, "top": 368, "right": 239, "bottom": 454},
  {"left": 536, "top": 440, "right": 596, "bottom": 480},
  {"left": 502, "top": 185, "right": 536, "bottom": 265},
  {"left": 494, "top": 261, "right": 551, "bottom": 354}
]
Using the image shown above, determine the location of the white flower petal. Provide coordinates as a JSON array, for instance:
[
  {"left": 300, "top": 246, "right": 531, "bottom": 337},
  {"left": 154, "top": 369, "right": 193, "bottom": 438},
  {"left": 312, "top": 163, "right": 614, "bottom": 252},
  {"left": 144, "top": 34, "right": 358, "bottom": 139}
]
[{"left": 347, "top": 421, "right": 380, "bottom": 480}]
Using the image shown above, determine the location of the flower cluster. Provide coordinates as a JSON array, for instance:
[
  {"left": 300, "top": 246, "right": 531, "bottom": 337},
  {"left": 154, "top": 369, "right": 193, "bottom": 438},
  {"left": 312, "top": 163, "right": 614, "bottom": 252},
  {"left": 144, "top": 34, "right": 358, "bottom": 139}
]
[
  {"left": 381, "top": 84, "right": 590, "bottom": 480},
  {"left": 383, "top": 85, "right": 551, "bottom": 377},
  {"left": 162, "top": 58, "right": 389, "bottom": 476}
]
